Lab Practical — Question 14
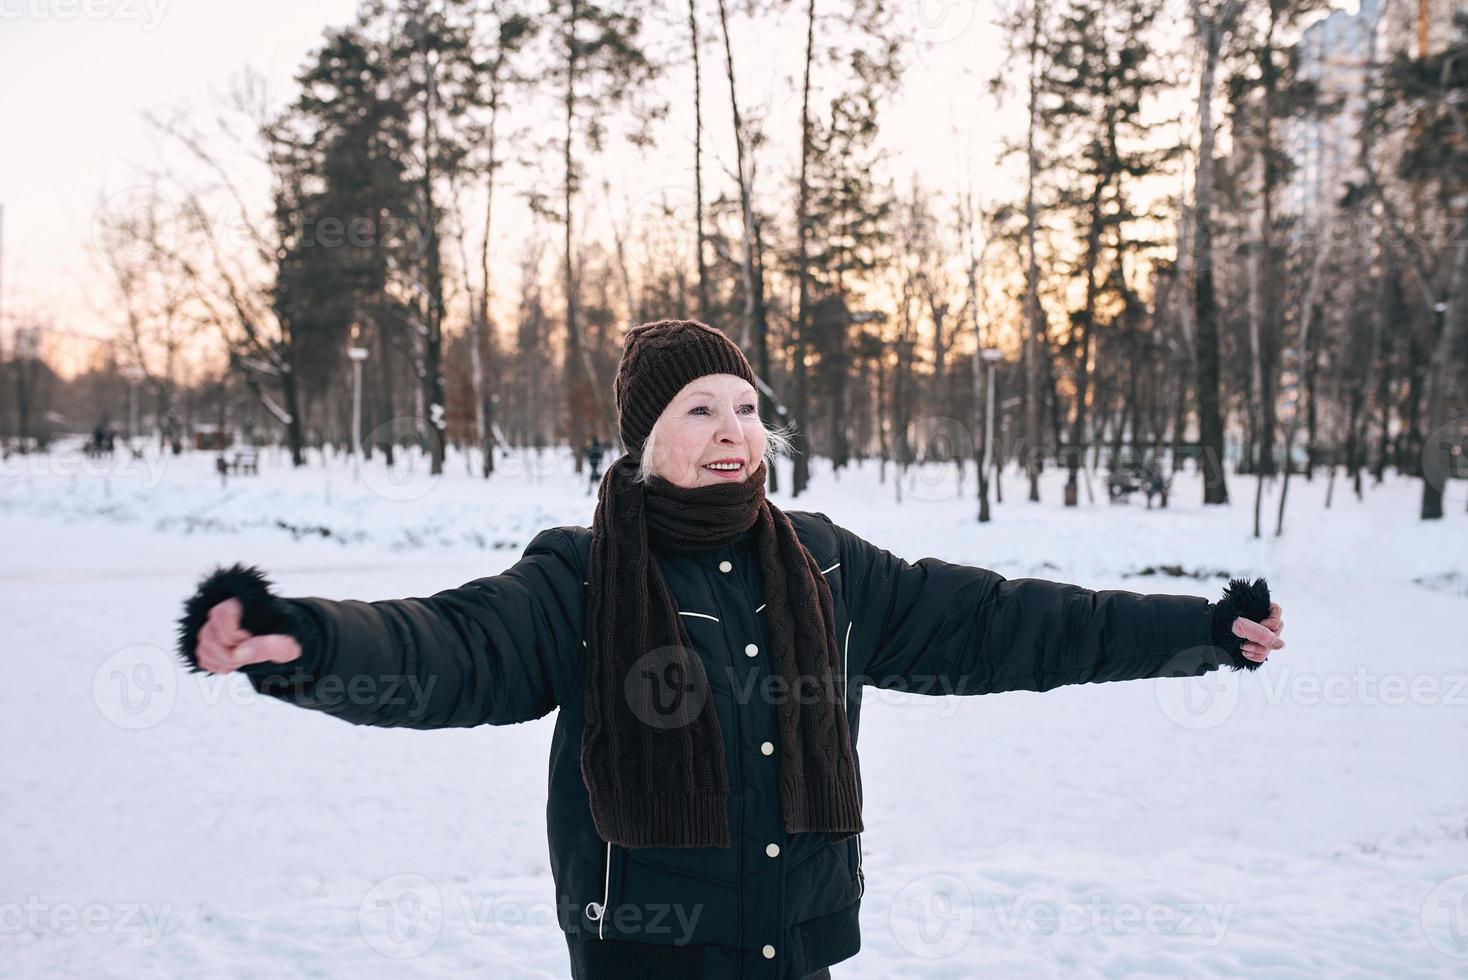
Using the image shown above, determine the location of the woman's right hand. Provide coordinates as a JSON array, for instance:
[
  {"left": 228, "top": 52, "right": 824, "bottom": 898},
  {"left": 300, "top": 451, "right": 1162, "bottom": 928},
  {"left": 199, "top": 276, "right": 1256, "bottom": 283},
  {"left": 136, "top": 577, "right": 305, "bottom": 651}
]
[
  {"left": 1233, "top": 600, "right": 1285, "bottom": 663},
  {"left": 195, "top": 598, "right": 302, "bottom": 674}
]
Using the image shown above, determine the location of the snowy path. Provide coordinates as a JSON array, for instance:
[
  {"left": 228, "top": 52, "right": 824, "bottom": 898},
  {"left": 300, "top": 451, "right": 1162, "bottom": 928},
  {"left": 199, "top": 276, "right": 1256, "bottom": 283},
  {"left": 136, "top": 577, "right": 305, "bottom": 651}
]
[{"left": 2, "top": 448, "right": 1465, "bottom": 978}]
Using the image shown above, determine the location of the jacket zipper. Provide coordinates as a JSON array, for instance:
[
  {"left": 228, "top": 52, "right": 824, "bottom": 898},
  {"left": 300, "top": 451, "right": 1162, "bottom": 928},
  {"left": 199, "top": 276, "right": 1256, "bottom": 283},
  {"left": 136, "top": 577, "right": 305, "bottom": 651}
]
[
  {"left": 585, "top": 840, "right": 612, "bottom": 939},
  {"left": 842, "top": 620, "right": 865, "bottom": 900},
  {"left": 581, "top": 574, "right": 614, "bottom": 941}
]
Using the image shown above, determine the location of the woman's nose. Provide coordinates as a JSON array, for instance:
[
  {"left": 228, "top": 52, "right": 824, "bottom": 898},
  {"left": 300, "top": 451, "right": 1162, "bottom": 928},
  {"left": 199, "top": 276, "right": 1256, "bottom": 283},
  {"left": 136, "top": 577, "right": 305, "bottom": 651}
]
[{"left": 714, "top": 407, "right": 741, "bottom": 442}]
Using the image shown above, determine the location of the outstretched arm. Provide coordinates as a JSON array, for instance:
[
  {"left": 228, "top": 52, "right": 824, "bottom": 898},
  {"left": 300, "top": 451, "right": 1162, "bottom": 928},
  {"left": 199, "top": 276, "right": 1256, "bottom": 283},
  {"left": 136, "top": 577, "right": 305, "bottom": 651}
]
[
  {"left": 816, "top": 515, "right": 1284, "bottom": 697},
  {"left": 175, "top": 528, "right": 586, "bottom": 729}
]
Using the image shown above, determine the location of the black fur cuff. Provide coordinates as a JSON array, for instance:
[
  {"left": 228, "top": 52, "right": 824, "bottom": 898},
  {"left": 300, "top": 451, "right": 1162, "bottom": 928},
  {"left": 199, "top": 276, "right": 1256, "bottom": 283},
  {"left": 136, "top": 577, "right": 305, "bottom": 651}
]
[
  {"left": 176, "top": 563, "right": 318, "bottom": 676},
  {"left": 1209, "top": 576, "right": 1272, "bottom": 671}
]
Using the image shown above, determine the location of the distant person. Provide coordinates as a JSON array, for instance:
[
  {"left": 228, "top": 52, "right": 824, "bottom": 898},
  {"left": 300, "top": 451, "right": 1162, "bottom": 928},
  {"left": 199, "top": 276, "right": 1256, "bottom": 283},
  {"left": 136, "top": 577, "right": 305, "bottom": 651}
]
[
  {"left": 584, "top": 438, "right": 606, "bottom": 494},
  {"left": 175, "top": 319, "right": 1286, "bottom": 979},
  {"left": 1142, "top": 456, "right": 1167, "bottom": 508}
]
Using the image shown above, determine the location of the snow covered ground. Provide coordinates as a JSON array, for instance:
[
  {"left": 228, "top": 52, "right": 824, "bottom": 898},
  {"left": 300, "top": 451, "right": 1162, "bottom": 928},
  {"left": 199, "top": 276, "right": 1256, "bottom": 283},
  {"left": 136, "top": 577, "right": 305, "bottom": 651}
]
[{"left": 2, "top": 443, "right": 1466, "bottom": 978}]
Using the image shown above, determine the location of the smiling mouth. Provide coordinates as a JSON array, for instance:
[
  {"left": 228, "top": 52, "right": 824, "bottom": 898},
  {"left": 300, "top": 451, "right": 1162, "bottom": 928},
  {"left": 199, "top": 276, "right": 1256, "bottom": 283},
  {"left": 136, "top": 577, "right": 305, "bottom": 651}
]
[{"left": 703, "top": 461, "right": 744, "bottom": 474}]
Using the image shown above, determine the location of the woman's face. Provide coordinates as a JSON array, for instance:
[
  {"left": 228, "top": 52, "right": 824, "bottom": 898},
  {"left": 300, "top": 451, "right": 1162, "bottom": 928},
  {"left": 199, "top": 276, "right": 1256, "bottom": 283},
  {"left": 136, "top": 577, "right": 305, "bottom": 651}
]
[{"left": 648, "top": 374, "right": 766, "bottom": 489}]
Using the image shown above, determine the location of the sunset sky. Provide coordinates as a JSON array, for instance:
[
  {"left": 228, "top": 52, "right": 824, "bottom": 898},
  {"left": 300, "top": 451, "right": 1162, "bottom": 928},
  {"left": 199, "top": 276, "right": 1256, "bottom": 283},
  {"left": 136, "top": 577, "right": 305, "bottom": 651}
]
[{"left": 0, "top": 0, "right": 1272, "bottom": 376}]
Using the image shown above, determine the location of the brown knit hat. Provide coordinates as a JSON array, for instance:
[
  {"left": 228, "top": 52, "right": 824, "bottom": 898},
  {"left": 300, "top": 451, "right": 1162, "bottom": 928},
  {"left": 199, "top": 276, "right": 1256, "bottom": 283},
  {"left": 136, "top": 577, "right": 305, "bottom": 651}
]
[{"left": 614, "top": 319, "right": 756, "bottom": 458}]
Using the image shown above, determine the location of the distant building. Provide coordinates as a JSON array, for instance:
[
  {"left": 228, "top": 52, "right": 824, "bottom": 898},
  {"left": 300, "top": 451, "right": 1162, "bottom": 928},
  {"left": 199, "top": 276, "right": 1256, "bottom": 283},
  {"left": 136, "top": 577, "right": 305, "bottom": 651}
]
[
  {"left": 1286, "top": 0, "right": 1378, "bottom": 228},
  {"left": 1285, "top": 0, "right": 1465, "bottom": 230},
  {"left": 1380, "top": 0, "right": 1466, "bottom": 58}
]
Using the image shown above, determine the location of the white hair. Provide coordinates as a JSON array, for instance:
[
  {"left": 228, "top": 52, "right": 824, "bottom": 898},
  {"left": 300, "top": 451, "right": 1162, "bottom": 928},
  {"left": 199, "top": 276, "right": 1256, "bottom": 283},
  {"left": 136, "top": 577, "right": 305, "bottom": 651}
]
[{"left": 635, "top": 417, "right": 795, "bottom": 484}]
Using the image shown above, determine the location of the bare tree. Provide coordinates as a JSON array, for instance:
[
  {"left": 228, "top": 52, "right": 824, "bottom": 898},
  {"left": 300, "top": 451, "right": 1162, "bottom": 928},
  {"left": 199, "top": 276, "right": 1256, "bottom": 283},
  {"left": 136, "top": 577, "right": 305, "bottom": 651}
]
[
  {"left": 92, "top": 187, "right": 196, "bottom": 451},
  {"left": 688, "top": 0, "right": 712, "bottom": 322},
  {"left": 146, "top": 101, "right": 310, "bottom": 465},
  {"left": 545, "top": 0, "right": 659, "bottom": 459},
  {"left": 1189, "top": 0, "right": 1246, "bottom": 505},
  {"left": 465, "top": 2, "right": 537, "bottom": 476},
  {"left": 714, "top": 0, "right": 777, "bottom": 490}
]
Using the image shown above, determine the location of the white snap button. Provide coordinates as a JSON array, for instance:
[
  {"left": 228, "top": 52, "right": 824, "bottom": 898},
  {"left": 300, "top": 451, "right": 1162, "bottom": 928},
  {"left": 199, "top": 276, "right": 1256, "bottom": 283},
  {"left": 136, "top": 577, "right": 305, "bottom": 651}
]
[
  {"left": 760, "top": 741, "right": 774, "bottom": 755},
  {"left": 585, "top": 901, "right": 603, "bottom": 920},
  {"left": 766, "top": 843, "right": 780, "bottom": 858},
  {"left": 744, "top": 643, "right": 758, "bottom": 657},
  {"left": 762, "top": 945, "right": 776, "bottom": 959},
  {"left": 718, "top": 560, "right": 733, "bottom": 573}
]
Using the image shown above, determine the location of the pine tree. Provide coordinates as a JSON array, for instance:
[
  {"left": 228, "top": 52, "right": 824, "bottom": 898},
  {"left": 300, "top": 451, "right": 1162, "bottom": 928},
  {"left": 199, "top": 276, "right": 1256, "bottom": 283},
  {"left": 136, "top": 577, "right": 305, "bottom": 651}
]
[
  {"left": 1040, "top": 0, "right": 1177, "bottom": 506},
  {"left": 275, "top": 27, "right": 412, "bottom": 458},
  {"left": 541, "top": 0, "right": 660, "bottom": 459},
  {"left": 803, "top": 48, "right": 900, "bottom": 472}
]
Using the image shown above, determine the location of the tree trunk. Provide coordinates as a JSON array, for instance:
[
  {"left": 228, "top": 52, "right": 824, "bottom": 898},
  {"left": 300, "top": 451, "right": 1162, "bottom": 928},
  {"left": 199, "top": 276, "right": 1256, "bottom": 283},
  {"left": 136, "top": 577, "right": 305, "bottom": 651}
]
[
  {"left": 1247, "top": 172, "right": 1266, "bottom": 537},
  {"left": 563, "top": 6, "right": 584, "bottom": 465},
  {"left": 1254, "top": 0, "right": 1282, "bottom": 477},
  {"left": 1420, "top": 239, "right": 1468, "bottom": 519},
  {"left": 689, "top": 0, "right": 711, "bottom": 323},
  {"left": 1189, "top": 0, "right": 1241, "bottom": 505},
  {"left": 1066, "top": 179, "right": 1105, "bottom": 505},
  {"left": 791, "top": 0, "right": 816, "bottom": 497},
  {"left": 419, "top": 38, "right": 447, "bottom": 476},
  {"left": 559, "top": 0, "right": 615, "bottom": 461},
  {"left": 472, "top": 38, "right": 508, "bottom": 479},
  {"left": 1023, "top": 0, "right": 1044, "bottom": 503},
  {"left": 715, "top": 0, "right": 775, "bottom": 491},
  {"left": 281, "top": 363, "right": 305, "bottom": 467},
  {"left": 1275, "top": 230, "right": 1330, "bottom": 535}
]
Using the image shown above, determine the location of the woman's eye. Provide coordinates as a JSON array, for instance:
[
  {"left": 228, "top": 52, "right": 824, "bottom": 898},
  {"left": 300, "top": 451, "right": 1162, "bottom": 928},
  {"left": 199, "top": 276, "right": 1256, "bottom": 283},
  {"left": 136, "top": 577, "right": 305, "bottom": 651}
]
[{"left": 688, "top": 404, "right": 756, "bottom": 416}]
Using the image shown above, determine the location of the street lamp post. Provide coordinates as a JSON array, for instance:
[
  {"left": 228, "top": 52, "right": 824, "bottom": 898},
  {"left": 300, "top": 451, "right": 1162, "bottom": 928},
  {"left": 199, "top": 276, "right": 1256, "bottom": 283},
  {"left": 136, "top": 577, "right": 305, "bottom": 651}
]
[
  {"left": 15, "top": 325, "right": 42, "bottom": 448},
  {"left": 348, "top": 345, "right": 370, "bottom": 482},
  {"left": 125, "top": 367, "right": 145, "bottom": 446},
  {"left": 979, "top": 347, "right": 1003, "bottom": 522}
]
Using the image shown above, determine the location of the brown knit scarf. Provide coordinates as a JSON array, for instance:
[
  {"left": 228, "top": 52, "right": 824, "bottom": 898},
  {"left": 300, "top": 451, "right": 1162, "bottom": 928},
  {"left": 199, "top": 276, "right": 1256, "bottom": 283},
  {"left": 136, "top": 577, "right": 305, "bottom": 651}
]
[{"left": 580, "top": 453, "right": 865, "bottom": 849}]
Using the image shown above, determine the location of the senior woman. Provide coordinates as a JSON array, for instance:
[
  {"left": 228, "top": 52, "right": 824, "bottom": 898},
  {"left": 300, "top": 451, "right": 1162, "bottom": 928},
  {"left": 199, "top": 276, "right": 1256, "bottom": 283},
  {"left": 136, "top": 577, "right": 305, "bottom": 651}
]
[{"left": 178, "top": 319, "right": 1285, "bottom": 979}]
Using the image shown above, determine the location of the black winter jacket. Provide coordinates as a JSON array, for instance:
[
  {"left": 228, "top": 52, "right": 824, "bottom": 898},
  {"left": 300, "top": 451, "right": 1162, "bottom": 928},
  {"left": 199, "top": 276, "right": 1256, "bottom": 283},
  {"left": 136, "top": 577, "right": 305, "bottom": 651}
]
[{"left": 207, "top": 510, "right": 1239, "bottom": 979}]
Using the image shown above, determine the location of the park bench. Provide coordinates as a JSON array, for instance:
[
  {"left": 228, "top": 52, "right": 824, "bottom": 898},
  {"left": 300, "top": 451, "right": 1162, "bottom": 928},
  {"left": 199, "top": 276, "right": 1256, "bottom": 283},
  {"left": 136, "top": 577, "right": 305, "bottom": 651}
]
[
  {"left": 1107, "top": 465, "right": 1170, "bottom": 507},
  {"left": 215, "top": 449, "right": 260, "bottom": 477}
]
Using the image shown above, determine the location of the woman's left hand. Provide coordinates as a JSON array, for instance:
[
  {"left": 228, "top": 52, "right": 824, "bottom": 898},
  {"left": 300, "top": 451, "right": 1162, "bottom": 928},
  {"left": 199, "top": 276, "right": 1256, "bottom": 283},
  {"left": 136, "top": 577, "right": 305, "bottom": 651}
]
[{"left": 1234, "top": 601, "right": 1284, "bottom": 663}]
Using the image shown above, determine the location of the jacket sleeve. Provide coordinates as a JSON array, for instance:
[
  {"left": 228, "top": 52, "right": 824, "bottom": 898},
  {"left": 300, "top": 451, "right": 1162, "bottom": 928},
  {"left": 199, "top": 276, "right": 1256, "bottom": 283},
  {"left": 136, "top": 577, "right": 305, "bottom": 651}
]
[
  {"left": 183, "top": 527, "right": 586, "bottom": 729},
  {"left": 818, "top": 515, "right": 1229, "bottom": 696}
]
